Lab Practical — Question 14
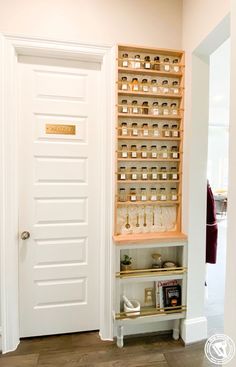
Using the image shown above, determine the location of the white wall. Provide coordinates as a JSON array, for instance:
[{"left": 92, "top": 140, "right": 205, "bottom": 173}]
[
  {"left": 0, "top": 0, "right": 183, "bottom": 48},
  {"left": 181, "top": 0, "right": 230, "bottom": 343}
]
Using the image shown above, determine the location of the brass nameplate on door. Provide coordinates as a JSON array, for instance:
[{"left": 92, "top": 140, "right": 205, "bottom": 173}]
[{"left": 45, "top": 124, "right": 76, "bottom": 135}]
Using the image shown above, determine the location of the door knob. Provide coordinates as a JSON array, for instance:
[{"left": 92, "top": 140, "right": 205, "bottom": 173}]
[{"left": 21, "top": 231, "right": 30, "bottom": 240}]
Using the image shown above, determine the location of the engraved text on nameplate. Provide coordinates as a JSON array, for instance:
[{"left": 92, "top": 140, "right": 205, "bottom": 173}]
[{"left": 45, "top": 124, "right": 76, "bottom": 135}]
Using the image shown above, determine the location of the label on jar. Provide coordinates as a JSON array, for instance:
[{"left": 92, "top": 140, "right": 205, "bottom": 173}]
[
  {"left": 151, "top": 195, "right": 157, "bottom": 201},
  {"left": 174, "top": 66, "right": 179, "bottom": 72},
  {"left": 163, "top": 109, "right": 169, "bottom": 115},
  {"left": 161, "top": 195, "right": 167, "bottom": 200},
  {"left": 145, "top": 63, "right": 151, "bottom": 69},
  {"left": 152, "top": 87, "right": 158, "bottom": 93},
  {"left": 163, "top": 87, "right": 169, "bottom": 94},
  {"left": 122, "top": 128, "right": 128, "bottom": 135},
  {"left": 122, "top": 107, "right": 128, "bottom": 113},
  {"left": 133, "top": 107, "right": 138, "bottom": 114},
  {"left": 122, "top": 152, "right": 128, "bottom": 158},
  {"left": 122, "top": 60, "right": 128, "bottom": 67},
  {"left": 172, "top": 173, "right": 178, "bottom": 180},
  {"left": 120, "top": 174, "right": 126, "bottom": 180},
  {"left": 151, "top": 152, "right": 157, "bottom": 158},
  {"left": 162, "top": 152, "right": 168, "bottom": 158},
  {"left": 164, "top": 65, "right": 170, "bottom": 72},
  {"left": 143, "top": 130, "right": 149, "bottom": 136},
  {"left": 172, "top": 109, "right": 178, "bottom": 115},
  {"left": 133, "top": 85, "right": 139, "bottom": 91},
  {"left": 173, "top": 152, "right": 178, "bottom": 158},
  {"left": 153, "top": 109, "right": 160, "bottom": 116},
  {"left": 131, "top": 152, "right": 137, "bottom": 158},
  {"left": 153, "top": 130, "right": 159, "bottom": 136},
  {"left": 122, "top": 84, "right": 128, "bottom": 90},
  {"left": 172, "top": 131, "right": 179, "bottom": 137},
  {"left": 132, "top": 129, "right": 138, "bottom": 136},
  {"left": 143, "top": 86, "right": 149, "bottom": 92},
  {"left": 141, "top": 152, "right": 147, "bottom": 158},
  {"left": 132, "top": 173, "right": 137, "bottom": 180},
  {"left": 141, "top": 195, "right": 147, "bottom": 201},
  {"left": 131, "top": 195, "right": 136, "bottom": 201},
  {"left": 134, "top": 62, "right": 141, "bottom": 69},
  {"left": 142, "top": 173, "right": 148, "bottom": 179},
  {"left": 162, "top": 173, "right": 167, "bottom": 179},
  {"left": 172, "top": 195, "right": 177, "bottom": 201},
  {"left": 164, "top": 131, "right": 170, "bottom": 137},
  {"left": 152, "top": 173, "right": 157, "bottom": 180},
  {"left": 173, "top": 88, "right": 179, "bottom": 94}
]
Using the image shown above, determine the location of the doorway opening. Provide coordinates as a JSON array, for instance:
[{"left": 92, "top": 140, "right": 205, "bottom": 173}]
[{"left": 205, "top": 39, "right": 230, "bottom": 336}]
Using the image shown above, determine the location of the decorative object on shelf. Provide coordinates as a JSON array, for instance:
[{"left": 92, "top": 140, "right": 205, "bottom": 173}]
[
  {"left": 163, "top": 261, "right": 177, "bottom": 268},
  {"left": 163, "top": 284, "right": 182, "bottom": 309},
  {"left": 152, "top": 253, "right": 162, "bottom": 269},
  {"left": 123, "top": 296, "right": 140, "bottom": 316},
  {"left": 121, "top": 254, "right": 132, "bottom": 271},
  {"left": 144, "top": 288, "right": 154, "bottom": 306}
]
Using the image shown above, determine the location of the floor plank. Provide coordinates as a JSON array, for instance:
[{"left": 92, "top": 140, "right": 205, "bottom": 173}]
[{"left": 0, "top": 353, "right": 38, "bottom": 367}]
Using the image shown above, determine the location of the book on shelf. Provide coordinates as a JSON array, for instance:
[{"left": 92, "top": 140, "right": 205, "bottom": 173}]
[
  {"left": 155, "top": 280, "right": 178, "bottom": 310},
  {"left": 162, "top": 284, "right": 182, "bottom": 309}
]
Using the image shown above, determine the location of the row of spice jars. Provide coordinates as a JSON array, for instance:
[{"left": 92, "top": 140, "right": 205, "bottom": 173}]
[
  {"left": 120, "top": 122, "right": 179, "bottom": 137},
  {"left": 120, "top": 54, "right": 180, "bottom": 72},
  {"left": 120, "top": 100, "right": 178, "bottom": 116},
  {"left": 119, "top": 166, "right": 179, "bottom": 181},
  {"left": 120, "top": 77, "right": 180, "bottom": 94},
  {"left": 119, "top": 187, "right": 178, "bottom": 202},
  {"left": 120, "top": 144, "right": 179, "bottom": 159}
]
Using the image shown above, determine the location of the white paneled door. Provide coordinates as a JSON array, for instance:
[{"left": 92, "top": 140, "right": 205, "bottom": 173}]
[{"left": 18, "top": 57, "right": 101, "bottom": 337}]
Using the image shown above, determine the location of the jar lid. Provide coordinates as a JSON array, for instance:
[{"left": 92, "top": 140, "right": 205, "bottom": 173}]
[
  {"left": 171, "top": 187, "right": 177, "bottom": 190},
  {"left": 132, "top": 100, "right": 138, "bottom": 104},
  {"left": 141, "top": 187, "right": 146, "bottom": 190},
  {"left": 121, "top": 122, "right": 127, "bottom": 125},
  {"left": 135, "top": 54, "right": 140, "bottom": 58},
  {"left": 173, "top": 58, "right": 179, "bottom": 63},
  {"left": 153, "top": 102, "right": 159, "bottom": 106},
  {"left": 141, "top": 145, "right": 147, "bottom": 147},
  {"left": 122, "top": 53, "right": 128, "bottom": 58},
  {"left": 131, "top": 144, "right": 137, "bottom": 147},
  {"left": 171, "top": 166, "right": 177, "bottom": 169},
  {"left": 132, "top": 77, "right": 138, "bottom": 81},
  {"left": 163, "top": 57, "right": 170, "bottom": 62},
  {"left": 172, "top": 81, "right": 179, "bottom": 85},
  {"left": 161, "top": 145, "right": 167, "bottom": 148},
  {"left": 121, "top": 144, "right": 127, "bottom": 147},
  {"left": 141, "top": 166, "right": 147, "bottom": 169},
  {"left": 160, "top": 187, "right": 166, "bottom": 191},
  {"left": 162, "top": 102, "right": 168, "bottom": 106},
  {"left": 172, "top": 124, "right": 178, "bottom": 128},
  {"left": 142, "top": 122, "right": 148, "bottom": 125},
  {"left": 162, "top": 80, "right": 168, "bottom": 85},
  {"left": 121, "top": 76, "right": 127, "bottom": 81},
  {"left": 151, "top": 79, "right": 157, "bottom": 83},
  {"left": 163, "top": 124, "right": 169, "bottom": 128},
  {"left": 132, "top": 122, "right": 138, "bottom": 125},
  {"left": 151, "top": 145, "right": 157, "bottom": 148},
  {"left": 151, "top": 166, "right": 157, "bottom": 169},
  {"left": 172, "top": 145, "right": 178, "bottom": 149},
  {"left": 142, "top": 102, "right": 149, "bottom": 105},
  {"left": 152, "top": 123, "right": 158, "bottom": 127},
  {"left": 122, "top": 99, "right": 127, "bottom": 103},
  {"left": 120, "top": 188, "right": 125, "bottom": 190},
  {"left": 144, "top": 56, "right": 150, "bottom": 61},
  {"left": 171, "top": 103, "right": 177, "bottom": 107},
  {"left": 142, "top": 78, "right": 148, "bottom": 83},
  {"left": 161, "top": 166, "right": 167, "bottom": 169},
  {"left": 131, "top": 166, "right": 137, "bottom": 169},
  {"left": 154, "top": 56, "right": 160, "bottom": 61},
  {"left": 130, "top": 187, "right": 136, "bottom": 190},
  {"left": 151, "top": 187, "right": 157, "bottom": 190}
]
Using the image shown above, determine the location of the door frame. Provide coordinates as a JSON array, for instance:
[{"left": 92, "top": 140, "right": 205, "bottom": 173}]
[{"left": 0, "top": 33, "right": 115, "bottom": 353}]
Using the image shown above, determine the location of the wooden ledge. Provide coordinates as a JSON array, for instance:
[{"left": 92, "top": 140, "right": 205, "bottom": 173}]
[{"left": 113, "top": 231, "right": 187, "bottom": 245}]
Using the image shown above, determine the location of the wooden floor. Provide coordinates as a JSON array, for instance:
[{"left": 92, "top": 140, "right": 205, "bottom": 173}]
[{"left": 0, "top": 331, "right": 215, "bottom": 366}]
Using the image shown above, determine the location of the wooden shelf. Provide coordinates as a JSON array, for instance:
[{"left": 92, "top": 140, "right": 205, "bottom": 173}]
[
  {"left": 117, "top": 158, "right": 180, "bottom": 162},
  {"left": 116, "top": 200, "right": 180, "bottom": 207},
  {"left": 118, "top": 44, "right": 184, "bottom": 57},
  {"left": 118, "top": 67, "right": 183, "bottom": 78},
  {"left": 118, "top": 90, "right": 182, "bottom": 99},
  {"left": 116, "top": 266, "right": 187, "bottom": 279},
  {"left": 118, "top": 113, "right": 182, "bottom": 120},
  {"left": 115, "top": 305, "right": 187, "bottom": 321},
  {"left": 113, "top": 231, "right": 187, "bottom": 245},
  {"left": 117, "top": 135, "right": 181, "bottom": 141},
  {"left": 117, "top": 180, "right": 180, "bottom": 183}
]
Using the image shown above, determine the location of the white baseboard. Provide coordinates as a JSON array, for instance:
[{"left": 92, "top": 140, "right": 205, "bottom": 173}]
[
  {"left": 181, "top": 317, "right": 207, "bottom": 344},
  {"left": 0, "top": 327, "right": 2, "bottom": 352},
  {"left": 113, "top": 320, "right": 173, "bottom": 337}
]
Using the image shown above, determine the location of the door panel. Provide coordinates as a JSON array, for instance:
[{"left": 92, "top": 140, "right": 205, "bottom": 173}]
[{"left": 19, "top": 58, "right": 101, "bottom": 337}]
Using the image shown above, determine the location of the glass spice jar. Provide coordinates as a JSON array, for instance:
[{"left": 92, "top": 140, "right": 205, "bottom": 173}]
[
  {"left": 153, "top": 56, "right": 160, "bottom": 70},
  {"left": 162, "top": 102, "right": 169, "bottom": 116},
  {"left": 119, "top": 166, "right": 126, "bottom": 180},
  {"left": 121, "top": 53, "right": 129, "bottom": 67},
  {"left": 130, "top": 187, "right": 137, "bottom": 202},
  {"left": 172, "top": 58, "right": 180, "bottom": 72},
  {"left": 132, "top": 122, "right": 138, "bottom": 136},
  {"left": 144, "top": 56, "right": 151, "bottom": 69},
  {"left": 152, "top": 253, "right": 162, "bottom": 268},
  {"left": 151, "top": 145, "right": 158, "bottom": 158},
  {"left": 142, "top": 101, "right": 149, "bottom": 115},
  {"left": 121, "top": 99, "right": 128, "bottom": 113},
  {"left": 150, "top": 187, "right": 157, "bottom": 201},
  {"left": 172, "top": 80, "right": 179, "bottom": 94},
  {"left": 131, "top": 77, "right": 139, "bottom": 91},
  {"left": 142, "top": 123, "right": 149, "bottom": 136},
  {"left": 151, "top": 166, "right": 158, "bottom": 180},
  {"left": 160, "top": 145, "right": 168, "bottom": 159},
  {"left": 119, "top": 188, "right": 126, "bottom": 202},
  {"left": 121, "top": 76, "right": 128, "bottom": 91},
  {"left": 132, "top": 100, "right": 139, "bottom": 114},
  {"left": 160, "top": 187, "right": 167, "bottom": 201},
  {"left": 171, "top": 146, "right": 179, "bottom": 159},
  {"left": 131, "top": 166, "right": 138, "bottom": 180},
  {"left": 140, "top": 188, "right": 147, "bottom": 201},
  {"left": 171, "top": 124, "right": 179, "bottom": 137},
  {"left": 134, "top": 54, "right": 141, "bottom": 69},
  {"left": 141, "top": 78, "right": 149, "bottom": 92},
  {"left": 152, "top": 101, "right": 160, "bottom": 115},
  {"left": 141, "top": 166, "right": 148, "bottom": 180},
  {"left": 163, "top": 57, "right": 170, "bottom": 72},
  {"left": 162, "top": 80, "right": 169, "bottom": 94},
  {"left": 171, "top": 102, "right": 178, "bottom": 115},
  {"left": 151, "top": 79, "right": 158, "bottom": 93},
  {"left": 141, "top": 145, "right": 148, "bottom": 158},
  {"left": 152, "top": 123, "right": 159, "bottom": 137},
  {"left": 121, "top": 144, "right": 128, "bottom": 158},
  {"left": 160, "top": 166, "right": 168, "bottom": 180},
  {"left": 163, "top": 124, "right": 170, "bottom": 137},
  {"left": 171, "top": 166, "right": 178, "bottom": 180},
  {"left": 171, "top": 187, "right": 178, "bottom": 201},
  {"left": 131, "top": 144, "right": 137, "bottom": 158},
  {"left": 121, "top": 122, "right": 128, "bottom": 136}
]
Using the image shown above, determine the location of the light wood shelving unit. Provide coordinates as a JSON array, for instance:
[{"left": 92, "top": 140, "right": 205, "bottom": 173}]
[{"left": 113, "top": 44, "right": 187, "bottom": 348}]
